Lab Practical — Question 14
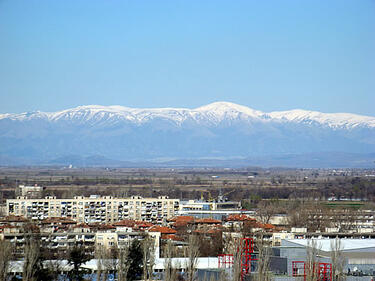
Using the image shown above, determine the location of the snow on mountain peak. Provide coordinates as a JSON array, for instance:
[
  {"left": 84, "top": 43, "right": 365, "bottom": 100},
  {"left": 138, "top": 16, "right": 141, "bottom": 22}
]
[
  {"left": 194, "top": 102, "right": 265, "bottom": 123},
  {"left": 269, "top": 109, "right": 375, "bottom": 129},
  {"left": 0, "top": 102, "right": 374, "bottom": 129},
  {"left": 48, "top": 102, "right": 266, "bottom": 125},
  {"left": 196, "top": 101, "right": 262, "bottom": 115}
]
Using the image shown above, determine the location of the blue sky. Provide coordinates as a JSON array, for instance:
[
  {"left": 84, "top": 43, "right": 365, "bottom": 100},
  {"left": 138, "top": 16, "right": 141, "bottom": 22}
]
[{"left": 0, "top": 0, "right": 374, "bottom": 115}]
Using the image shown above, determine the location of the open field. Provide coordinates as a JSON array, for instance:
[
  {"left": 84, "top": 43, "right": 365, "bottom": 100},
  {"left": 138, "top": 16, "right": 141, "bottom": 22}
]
[{"left": 0, "top": 167, "right": 374, "bottom": 209}]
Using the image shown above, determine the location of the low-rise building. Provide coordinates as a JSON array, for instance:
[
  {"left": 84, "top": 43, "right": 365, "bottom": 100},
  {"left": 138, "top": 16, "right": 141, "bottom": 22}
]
[
  {"left": 179, "top": 199, "right": 240, "bottom": 211},
  {"left": 279, "top": 238, "right": 375, "bottom": 276}
]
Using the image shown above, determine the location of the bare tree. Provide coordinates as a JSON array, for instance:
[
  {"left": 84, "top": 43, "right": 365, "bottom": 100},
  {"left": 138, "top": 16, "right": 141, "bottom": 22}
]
[
  {"left": 255, "top": 232, "right": 271, "bottom": 281},
  {"left": 305, "top": 240, "right": 321, "bottom": 281},
  {"left": 203, "top": 272, "right": 223, "bottom": 281},
  {"left": 96, "top": 245, "right": 118, "bottom": 281},
  {"left": 142, "top": 236, "right": 155, "bottom": 281},
  {"left": 307, "top": 205, "right": 331, "bottom": 232},
  {"left": 23, "top": 234, "right": 41, "bottom": 281},
  {"left": 0, "top": 239, "right": 13, "bottom": 281},
  {"left": 226, "top": 236, "right": 242, "bottom": 281},
  {"left": 96, "top": 246, "right": 118, "bottom": 281},
  {"left": 44, "top": 259, "right": 63, "bottom": 281},
  {"left": 102, "top": 246, "right": 119, "bottom": 280},
  {"left": 96, "top": 245, "right": 105, "bottom": 281},
  {"left": 185, "top": 235, "right": 200, "bottom": 281},
  {"left": 118, "top": 245, "right": 130, "bottom": 281},
  {"left": 287, "top": 206, "right": 309, "bottom": 228},
  {"left": 335, "top": 209, "right": 357, "bottom": 232},
  {"left": 164, "top": 240, "right": 178, "bottom": 281},
  {"left": 330, "top": 238, "right": 345, "bottom": 281},
  {"left": 257, "top": 200, "right": 282, "bottom": 224}
]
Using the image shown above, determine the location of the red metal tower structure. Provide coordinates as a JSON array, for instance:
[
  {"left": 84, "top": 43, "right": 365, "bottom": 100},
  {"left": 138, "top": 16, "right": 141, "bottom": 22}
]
[
  {"left": 240, "top": 237, "right": 257, "bottom": 278},
  {"left": 292, "top": 261, "right": 306, "bottom": 277},
  {"left": 218, "top": 237, "right": 257, "bottom": 281},
  {"left": 292, "top": 261, "right": 332, "bottom": 281},
  {"left": 318, "top": 263, "right": 332, "bottom": 281}
]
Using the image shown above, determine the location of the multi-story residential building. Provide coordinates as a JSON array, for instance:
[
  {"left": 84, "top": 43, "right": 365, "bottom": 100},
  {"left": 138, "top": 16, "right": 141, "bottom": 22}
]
[
  {"left": 0, "top": 225, "right": 161, "bottom": 259},
  {"left": 6, "top": 195, "right": 179, "bottom": 224},
  {"left": 15, "top": 184, "right": 45, "bottom": 199}
]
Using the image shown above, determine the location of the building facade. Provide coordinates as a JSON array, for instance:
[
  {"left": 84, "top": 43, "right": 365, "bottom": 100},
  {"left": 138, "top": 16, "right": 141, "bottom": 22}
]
[
  {"left": 15, "top": 184, "right": 45, "bottom": 199},
  {"left": 6, "top": 195, "right": 179, "bottom": 224},
  {"left": 179, "top": 199, "right": 241, "bottom": 211}
]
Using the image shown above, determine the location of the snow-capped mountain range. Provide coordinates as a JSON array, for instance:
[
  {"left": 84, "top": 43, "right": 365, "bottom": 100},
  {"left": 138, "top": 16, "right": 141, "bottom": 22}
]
[
  {"left": 1, "top": 102, "right": 374, "bottom": 129},
  {"left": 0, "top": 102, "right": 374, "bottom": 167}
]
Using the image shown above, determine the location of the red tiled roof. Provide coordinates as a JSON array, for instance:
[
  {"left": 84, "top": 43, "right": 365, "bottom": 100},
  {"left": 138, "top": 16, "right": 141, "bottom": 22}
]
[
  {"left": 225, "top": 214, "right": 256, "bottom": 222},
  {"left": 41, "top": 217, "right": 76, "bottom": 224},
  {"left": 262, "top": 223, "right": 276, "bottom": 229},
  {"left": 0, "top": 215, "right": 28, "bottom": 222},
  {"left": 96, "top": 224, "right": 116, "bottom": 230},
  {"left": 243, "top": 221, "right": 276, "bottom": 230},
  {"left": 172, "top": 221, "right": 189, "bottom": 228},
  {"left": 113, "top": 219, "right": 136, "bottom": 227},
  {"left": 194, "top": 218, "right": 221, "bottom": 224},
  {"left": 148, "top": 226, "right": 177, "bottom": 234},
  {"left": 162, "top": 234, "right": 184, "bottom": 241},
  {"left": 134, "top": 221, "right": 154, "bottom": 228},
  {"left": 244, "top": 221, "right": 262, "bottom": 228},
  {"left": 169, "top": 216, "right": 195, "bottom": 223}
]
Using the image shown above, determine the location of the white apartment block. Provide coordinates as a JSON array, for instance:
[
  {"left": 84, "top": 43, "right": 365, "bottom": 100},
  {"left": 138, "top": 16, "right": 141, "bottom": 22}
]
[
  {"left": 16, "top": 184, "right": 44, "bottom": 199},
  {"left": 6, "top": 195, "right": 179, "bottom": 224}
]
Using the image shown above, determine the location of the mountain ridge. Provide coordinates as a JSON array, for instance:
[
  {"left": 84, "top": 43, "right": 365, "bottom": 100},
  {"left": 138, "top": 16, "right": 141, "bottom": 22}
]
[
  {"left": 1, "top": 101, "right": 374, "bottom": 129},
  {"left": 0, "top": 102, "right": 374, "bottom": 167}
]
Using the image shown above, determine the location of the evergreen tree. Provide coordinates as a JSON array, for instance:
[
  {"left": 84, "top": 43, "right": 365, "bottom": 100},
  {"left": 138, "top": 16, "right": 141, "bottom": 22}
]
[
  {"left": 67, "top": 245, "right": 91, "bottom": 281},
  {"left": 127, "top": 240, "right": 143, "bottom": 280}
]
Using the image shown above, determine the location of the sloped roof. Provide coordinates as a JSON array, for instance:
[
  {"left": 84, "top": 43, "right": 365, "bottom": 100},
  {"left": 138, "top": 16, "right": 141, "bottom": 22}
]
[
  {"left": 262, "top": 223, "right": 276, "bottom": 229},
  {"left": 112, "top": 219, "right": 136, "bottom": 227},
  {"left": 169, "top": 216, "right": 195, "bottom": 222},
  {"left": 172, "top": 221, "right": 189, "bottom": 228},
  {"left": 134, "top": 221, "right": 154, "bottom": 228},
  {"left": 41, "top": 217, "right": 76, "bottom": 224},
  {"left": 149, "top": 226, "right": 177, "bottom": 234},
  {"left": 96, "top": 224, "right": 116, "bottom": 230},
  {"left": 162, "top": 234, "right": 184, "bottom": 241},
  {"left": 0, "top": 215, "right": 28, "bottom": 223},
  {"left": 225, "top": 214, "right": 256, "bottom": 222},
  {"left": 194, "top": 218, "right": 221, "bottom": 224}
]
